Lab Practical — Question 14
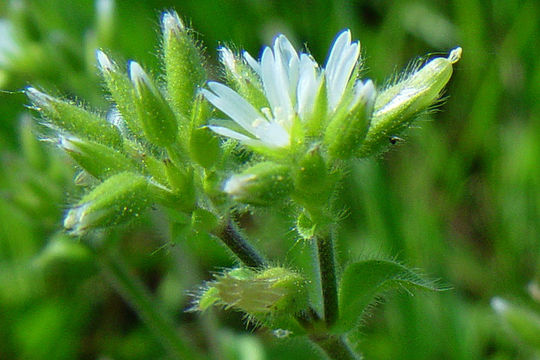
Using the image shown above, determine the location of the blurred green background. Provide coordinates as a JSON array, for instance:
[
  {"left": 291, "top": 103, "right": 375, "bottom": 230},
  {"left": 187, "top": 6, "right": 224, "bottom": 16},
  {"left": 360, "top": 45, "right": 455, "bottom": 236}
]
[{"left": 1, "top": 0, "right": 539, "bottom": 359}]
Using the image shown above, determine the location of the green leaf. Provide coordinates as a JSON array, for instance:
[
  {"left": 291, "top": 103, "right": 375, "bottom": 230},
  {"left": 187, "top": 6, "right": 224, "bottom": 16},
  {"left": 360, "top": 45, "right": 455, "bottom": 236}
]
[{"left": 333, "top": 259, "right": 440, "bottom": 334}]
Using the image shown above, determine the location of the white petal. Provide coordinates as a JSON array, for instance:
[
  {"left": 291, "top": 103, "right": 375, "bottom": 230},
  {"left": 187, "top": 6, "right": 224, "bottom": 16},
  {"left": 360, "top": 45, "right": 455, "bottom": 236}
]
[
  {"left": 207, "top": 125, "right": 252, "bottom": 142},
  {"left": 328, "top": 41, "right": 359, "bottom": 110},
  {"left": 255, "top": 121, "right": 290, "bottom": 148},
  {"left": 208, "top": 125, "right": 264, "bottom": 148},
  {"left": 274, "top": 35, "right": 300, "bottom": 101},
  {"left": 202, "top": 82, "right": 266, "bottom": 135},
  {"left": 325, "top": 30, "right": 360, "bottom": 111},
  {"left": 296, "top": 54, "right": 321, "bottom": 120},
  {"left": 325, "top": 30, "right": 351, "bottom": 85},
  {"left": 261, "top": 46, "right": 293, "bottom": 126},
  {"left": 243, "top": 50, "right": 261, "bottom": 76}
]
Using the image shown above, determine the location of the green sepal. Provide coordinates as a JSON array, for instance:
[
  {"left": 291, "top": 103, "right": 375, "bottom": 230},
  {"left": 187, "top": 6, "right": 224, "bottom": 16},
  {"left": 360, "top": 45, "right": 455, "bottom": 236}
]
[
  {"left": 162, "top": 160, "right": 196, "bottom": 211},
  {"left": 224, "top": 162, "right": 293, "bottom": 206},
  {"left": 296, "top": 212, "right": 316, "bottom": 240},
  {"left": 333, "top": 259, "right": 440, "bottom": 334},
  {"left": 96, "top": 50, "right": 143, "bottom": 138},
  {"left": 198, "top": 286, "right": 220, "bottom": 311},
  {"left": 191, "top": 208, "right": 219, "bottom": 233},
  {"left": 130, "top": 61, "right": 178, "bottom": 147},
  {"left": 138, "top": 152, "right": 169, "bottom": 186},
  {"left": 162, "top": 11, "right": 206, "bottom": 118},
  {"left": 64, "top": 172, "right": 152, "bottom": 236},
  {"left": 26, "top": 87, "right": 123, "bottom": 149},
  {"left": 293, "top": 145, "right": 334, "bottom": 209},
  {"left": 189, "top": 127, "right": 221, "bottom": 169},
  {"left": 59, "top": 135, "right": 138, "bottom": 180},
  {"left": 324, "top": 80, "right": 375, "bottom": 160},
  {"left": 303, "top": 77, "right": 328, "bottom": 137}
]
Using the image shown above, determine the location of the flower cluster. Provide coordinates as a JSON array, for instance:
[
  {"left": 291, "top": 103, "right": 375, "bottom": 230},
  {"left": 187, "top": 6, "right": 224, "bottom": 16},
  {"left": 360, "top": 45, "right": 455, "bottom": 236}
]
[{"left": 203, "top": 30, "right": 375, "bottom": 158}]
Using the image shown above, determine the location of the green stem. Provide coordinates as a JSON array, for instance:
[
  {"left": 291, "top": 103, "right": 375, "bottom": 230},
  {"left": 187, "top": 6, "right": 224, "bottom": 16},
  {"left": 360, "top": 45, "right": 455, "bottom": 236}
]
[
  {"left": 316, "top": 232, "right": 339, "bottom": 327},
  {"left": 214, "top": 219, "right": 266, "bottom": 268},
  {"left": 97, "top": 250, "right": 202, "bottom": 360},
  {"left": 215, "top": 220, "right": 361, "bottom": 359},
  {"left": 309, "top": 334, "right": 360, "bottom": 360}
]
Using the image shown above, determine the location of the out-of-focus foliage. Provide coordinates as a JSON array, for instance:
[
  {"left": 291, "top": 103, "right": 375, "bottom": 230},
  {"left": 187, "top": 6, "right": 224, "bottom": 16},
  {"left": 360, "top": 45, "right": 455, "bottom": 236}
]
[{"left": 0, "top": 0, "right": 538, "bottom": 359}]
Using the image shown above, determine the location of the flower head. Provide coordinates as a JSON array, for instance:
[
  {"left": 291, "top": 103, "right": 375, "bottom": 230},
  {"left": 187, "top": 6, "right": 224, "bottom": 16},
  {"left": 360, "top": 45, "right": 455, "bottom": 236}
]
[{"left": 202, "top": 30, "right": 368, "bottom": 150}]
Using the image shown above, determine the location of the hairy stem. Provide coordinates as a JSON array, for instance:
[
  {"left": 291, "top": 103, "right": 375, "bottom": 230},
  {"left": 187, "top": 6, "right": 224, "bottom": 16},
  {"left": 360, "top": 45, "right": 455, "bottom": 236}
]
[
  {"left": 316, "top": 232, "right": 339, "bottom": 327},
  {"left": 97, "top": 250, "right": 202, "bottom": 360},
  {"left": 215, "top": 219, "right": 266, "bottom": 268}
]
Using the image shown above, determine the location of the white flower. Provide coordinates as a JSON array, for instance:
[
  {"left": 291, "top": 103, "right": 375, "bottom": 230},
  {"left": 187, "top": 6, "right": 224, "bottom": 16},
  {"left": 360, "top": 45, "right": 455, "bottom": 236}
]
[{"left": 202, "top": 30, "right": 366, "bottom": 149}]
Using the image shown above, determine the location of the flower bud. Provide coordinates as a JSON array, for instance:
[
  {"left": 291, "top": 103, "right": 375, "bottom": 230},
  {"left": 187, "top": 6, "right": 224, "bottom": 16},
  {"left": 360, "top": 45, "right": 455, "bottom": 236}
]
[
  {"left": 162, "top": 11, "right": 206, "bottom": 118},
  {"left": 358, "top": 47, "right": 462, "bottom": 157},
  {"left": 26, "top": 87, "right": 123, "bottom": 149},
  {"left": 324, "top": 79, "right": 375, "bottom": 159},
  {"left": 491, "top": 297, "right": 540, "bottom": 348},
  {"left": 130, "top": 61, "right": 178, "bottom": 147},
  {"left": 64, "top": 172, "right": 151, "bottom": 236},
  {"left": 58, "top": 135, "right": 137, "bottom": 180},
  {"left": 196, "top": 267, "right": 308, "bottom": 315},
  {"left": 224, "top": 162, "right": 293, "bottom": 206},
  {"left": 96, "top": 50, "right": 143, "bottom": 138}
]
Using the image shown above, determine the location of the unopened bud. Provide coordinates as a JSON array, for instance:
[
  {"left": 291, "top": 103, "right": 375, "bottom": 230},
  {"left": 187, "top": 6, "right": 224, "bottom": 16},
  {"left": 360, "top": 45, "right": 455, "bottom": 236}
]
[
  {"left": 64, "top": 172, "right": 151, "bottom": 236},
  {"left": 162, "top": 11, "right": 206, "bottom": 117},
  {"left": 26, "top": 87, "right": 123, "bottom": 149},
  {"left": 196, "top": 267, "right": 308, "bottom": 315},
  {"left": 96, "top": 51, "right": 143, "bottom": 138},
  {"left": 224, "top": 162, "right": 293, "bottom": 206},
  {"left": 59, "top": 135, "right": 137, "bottom": 180},
  {"left": 358, "top": 47, "right": 462, "bottom": 157},
  {"left": 324, "top": 79, "right": 375, "bottom": 159},
  {"left": 130, "top": 61, "right": 178, "bottom": 147}
]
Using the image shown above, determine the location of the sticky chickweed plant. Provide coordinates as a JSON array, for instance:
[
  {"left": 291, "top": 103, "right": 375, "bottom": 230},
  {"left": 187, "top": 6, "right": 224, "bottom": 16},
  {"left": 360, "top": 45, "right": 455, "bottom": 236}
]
[{"left": 26, "top": 10, "right": 461, "bottom": 360}]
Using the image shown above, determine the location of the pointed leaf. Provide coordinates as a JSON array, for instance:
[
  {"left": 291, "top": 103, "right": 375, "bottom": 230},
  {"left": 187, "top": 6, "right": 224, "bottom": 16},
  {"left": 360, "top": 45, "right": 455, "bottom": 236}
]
[{"left": 333, "top": 259, "right": 440, "bottom": 334}]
